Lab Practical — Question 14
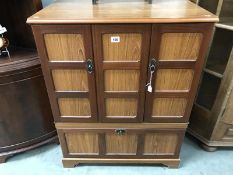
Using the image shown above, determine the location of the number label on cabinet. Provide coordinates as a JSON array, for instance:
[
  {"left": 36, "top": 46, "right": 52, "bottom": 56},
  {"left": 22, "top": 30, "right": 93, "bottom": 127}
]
[{"left": 111, "top": 36, "right": 120, "bottom": 43}]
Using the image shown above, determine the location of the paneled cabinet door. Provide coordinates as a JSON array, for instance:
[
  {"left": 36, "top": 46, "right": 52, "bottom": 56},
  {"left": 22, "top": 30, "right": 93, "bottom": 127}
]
[
  {"left": 32, "top": 25, "right": 98, "bottom": 122},
  {"left": 93, "top": 24, "right": 151, "bottom": 122},
  {"left": 144, "top": 23, "right": 213, "bottom": 123}
]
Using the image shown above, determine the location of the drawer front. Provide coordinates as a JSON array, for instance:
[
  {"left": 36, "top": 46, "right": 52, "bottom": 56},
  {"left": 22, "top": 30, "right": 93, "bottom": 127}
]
[
  {"left": 212, "top": 121, "right": 233, "bottom": 141},
  {"left": 57, "top": 123, "right": 186, "bottom": 159}
]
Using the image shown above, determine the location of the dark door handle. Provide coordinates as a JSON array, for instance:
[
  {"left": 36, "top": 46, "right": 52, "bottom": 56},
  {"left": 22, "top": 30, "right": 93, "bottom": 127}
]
[{"left": 86, "top": 59, "right": 94, "bottom": 74}]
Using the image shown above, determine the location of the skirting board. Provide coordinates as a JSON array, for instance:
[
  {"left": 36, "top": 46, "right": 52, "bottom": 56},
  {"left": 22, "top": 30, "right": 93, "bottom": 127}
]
[{"left": 62, "top": 158, "right": 180, "bottom": 168}]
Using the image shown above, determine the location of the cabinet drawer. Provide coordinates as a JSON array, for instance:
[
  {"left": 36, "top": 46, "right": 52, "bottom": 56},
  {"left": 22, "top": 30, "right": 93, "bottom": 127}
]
[{"left": 57, "top": 123, "right": 186, "bottom": 159}]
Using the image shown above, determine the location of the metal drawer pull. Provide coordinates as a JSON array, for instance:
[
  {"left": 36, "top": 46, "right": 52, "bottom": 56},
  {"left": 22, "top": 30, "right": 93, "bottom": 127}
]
[
  {"left": 146, "top": 58, "right": 157, "bottom": 92},
  {"left": 115, "top": 129, "right": 126, "bottom": 136},
  {"left": 86, "top": 59, "right": 94, "bottom": 74}
]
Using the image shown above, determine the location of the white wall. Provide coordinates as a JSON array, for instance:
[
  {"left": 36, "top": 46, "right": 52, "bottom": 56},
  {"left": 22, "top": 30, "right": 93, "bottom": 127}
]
[{"left": 42, "top": 0, "right": 54, "bottom": 7}]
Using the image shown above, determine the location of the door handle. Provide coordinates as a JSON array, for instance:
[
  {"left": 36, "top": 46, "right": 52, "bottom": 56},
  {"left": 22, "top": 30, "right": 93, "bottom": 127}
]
[
  {"left": 86, "top": 59, "right": 94, "bottom": 74},
  {"left": 146, "top": 59, "right": 157, "bottom": 92}
]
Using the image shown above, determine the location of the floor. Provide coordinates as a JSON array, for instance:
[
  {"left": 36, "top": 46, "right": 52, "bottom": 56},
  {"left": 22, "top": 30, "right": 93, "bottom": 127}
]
[{"left": 0, "top": 136, "right": 232, "bottom": 175}]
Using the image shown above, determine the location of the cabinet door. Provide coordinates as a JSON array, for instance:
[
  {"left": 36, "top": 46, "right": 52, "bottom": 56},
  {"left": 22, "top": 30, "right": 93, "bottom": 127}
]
[
  {"left": 32, "top": 25, "right": 98, "bottom": 122},
  {"left": 93, "top": 24, "right": 151, "bottom": 122},
  {"left": 144, "top": 23, "right": 213, "bottom": 123}
]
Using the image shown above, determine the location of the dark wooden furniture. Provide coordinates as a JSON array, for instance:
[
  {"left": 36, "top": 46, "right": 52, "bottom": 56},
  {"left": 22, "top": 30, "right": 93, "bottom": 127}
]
[
  {"left": 0, "top": 0, "right": 57, "bottom": 163},
  {"left": 27, "top": 0, "right": 218, "bottom": 168},
  {"left": 188, "top": 0, "right": 233, "bottom": 151}
]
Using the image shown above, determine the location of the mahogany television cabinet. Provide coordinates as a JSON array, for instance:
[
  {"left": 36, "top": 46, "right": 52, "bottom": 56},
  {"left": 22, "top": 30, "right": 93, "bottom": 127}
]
[{"left": 27, "top": 0, "right": 218, "bottom": 168}]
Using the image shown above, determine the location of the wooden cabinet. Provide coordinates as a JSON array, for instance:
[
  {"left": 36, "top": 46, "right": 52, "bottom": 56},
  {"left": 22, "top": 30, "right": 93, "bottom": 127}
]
[
  {"left": 0, "top": 0, "right": 57, "bottom": 163},
  {"left": 57, "top": 123, "right": 185, "bottom": 158},
  {"left": 188, "top": 0, "right": 233, "bottom": 151},
  {"left": 28, "top": 0, "right": 218, "bottom": 168}
]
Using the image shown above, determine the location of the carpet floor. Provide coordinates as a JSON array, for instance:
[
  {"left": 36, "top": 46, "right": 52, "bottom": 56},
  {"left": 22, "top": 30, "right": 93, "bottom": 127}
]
[{"left": 0, "top": 136, "right": 233, "bottom": 175}]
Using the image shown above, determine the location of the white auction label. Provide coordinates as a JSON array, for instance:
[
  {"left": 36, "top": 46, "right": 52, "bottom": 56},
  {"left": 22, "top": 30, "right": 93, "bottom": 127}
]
[{"left": 111, "top": 36, "right": 120, "bottom": 43}]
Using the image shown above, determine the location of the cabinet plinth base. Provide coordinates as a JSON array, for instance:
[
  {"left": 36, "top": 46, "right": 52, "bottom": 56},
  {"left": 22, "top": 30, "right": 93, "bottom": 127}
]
[{"left": 62, "top": 158, "right": 180, "bottom": 168}]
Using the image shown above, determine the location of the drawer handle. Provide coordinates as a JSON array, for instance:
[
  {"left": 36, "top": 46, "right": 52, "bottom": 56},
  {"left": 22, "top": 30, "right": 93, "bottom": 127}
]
[
  {"left": 115, "top": 129, "right": 126, "bottom": 136},
  {"left": 86, "top": 59, "right": 94, "bottom": 74}
]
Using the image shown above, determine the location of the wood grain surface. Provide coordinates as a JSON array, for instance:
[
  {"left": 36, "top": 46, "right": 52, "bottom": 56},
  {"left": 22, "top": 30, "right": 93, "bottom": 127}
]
[
  {"left": 103, "top": 33, "right": 142, "bottom": 61},
  {"left": 144, "top": 133, "right": 178, "bottom": 155},
  {"left": 152, "top": 98, "right": 187, "bottom": 117},
  {"left": 104, "top": 70, "right": 139, "bottom": 91},
  {"left": 159, "top": 33, "right": 203, "bottom": 60},
  {"left": 62, "top": 158, "right": 181, "bottom": 168},
  {"left": 105, "top": 133, "right": 137, "bottom": 155},
  {"left": 57, "top": 124, "right": 185, "bottom": 159},
  {"left": 65, "top": 132, "right": 99, "bottom": 154},
  {"left": 44, "top": 34, "right": 85, "bottom": 61},
  {"left": 56, "top": 122, "right": 188, "bottom": 129},
  {"left": 155, "top": 69, "right": 194, "bottom": 91},
  {"left": 27, "top": 0, "right": 218, "bottom": 24},
  {"left": 105, "top": 98, "right": 137, "bottom": 117},
  {"left": 58, "top": 98, "right": 91, "bottom": 116},
  {"left": 52, "top": 69, "right": 88, "bottom": 91}
]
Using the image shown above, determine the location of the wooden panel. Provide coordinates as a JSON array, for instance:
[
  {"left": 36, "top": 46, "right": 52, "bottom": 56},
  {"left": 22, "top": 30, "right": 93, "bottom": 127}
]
[
  {"left": 93, "top": 24, "right": 151, "bottom": 123},
  {"left": 104, "top": 70, "right": 139, "bottom": 91},
  {"left": 57, "top": 124, "right": 185, "bottom": 160},
  {"left": 155, "top": 69, "right": 194, "bottom": 91},
  {"left": 102, "top": 33, "right": 142, "bottom": 61},
  {"left": 44, "top": 34, "right": 85, "bottom": 61},
  {"left": 159, "top": 33, "right": 203, "bottom": 60},
  {"left": 58, "top": 98, "right": 91, "bottom": 116},
  {"left": 105, "top": 133, "right": 137, "bottom": 155},
  {"left": 56, "top": 123, "right": 188, "bottom": 129},
  {"left": 27, "top": 0, "right": 218, "bottom": 24},
  {"left": 105, "top": 98, "right": 137, "bottom": 117},
  {"left": 65, "top": 132, "right": 99, "bottom": 154},
  {"left": 152, "top": 98, "right": 187, "bottom": 117},
  {"left": 226, "top": 128, "right": 233, "bottom": 136},
  {"left": 52, "top": 69, "right": 88, "bottom": 91},
  {"left": 144, "top": 133, "right": 178, "bottom": 155},
  {"left": 221, "top": 84, "right": 233, "bottom": 125},
  {"left": 196, "top": 72, "right": 221, "bottom": 110}
]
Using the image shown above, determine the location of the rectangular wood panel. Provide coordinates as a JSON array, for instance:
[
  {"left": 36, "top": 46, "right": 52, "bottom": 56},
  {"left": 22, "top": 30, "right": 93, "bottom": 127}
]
[
  {"left": 57, "top": 124, "right": 185, "bottom": 159},
  {"left": 65, "top": 132, "right": 99, "bottom": 154},
  {"left": 159, "top": 33, "right": 203, "bottom": 60},
  {"left": 155, "top": 69, "right": 194, "bottom": 91},
  {"left": 105, "top": 133, "right": 137, "bottom": 155},
  {"left": 44, "top": 34, "right": 85, "bottom": 61},
  {"left": 105, "top": 98, "right": 137, "bottom": 117},
  {"left": 221, "top": 86, "right": 233, "bottom": 125},
  {"left": 58, "top": 98, "right": 91, "bottom": 116},
  {"left": 102, "top": 33, "right": 142, "bottom": 61},
  {"left": 104, "top": 70, "right": 139, "bottom": 91},
  {"left": 152, "top": 98, "right": 187, "bottom": 117},
  {"left": 52, "top": 69, "right": 88, "bottom": 91},
  {"left": 144, "top": 133, "right": 178, "bottom": 155}
]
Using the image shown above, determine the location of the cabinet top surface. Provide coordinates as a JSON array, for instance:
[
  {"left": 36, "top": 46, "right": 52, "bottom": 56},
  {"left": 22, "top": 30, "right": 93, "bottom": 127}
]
[{"left": 27, "top": 0, "right": 218, "bottom": 24}]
